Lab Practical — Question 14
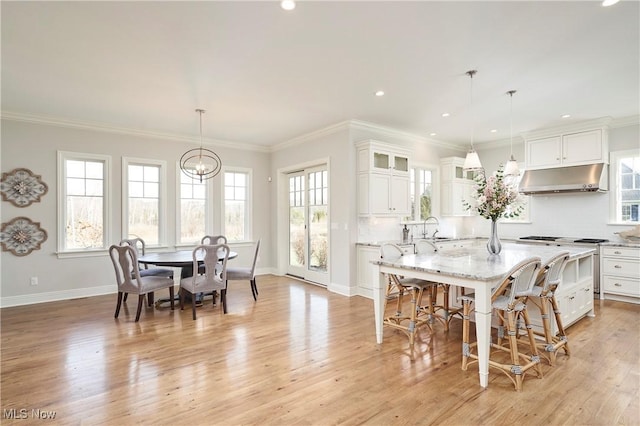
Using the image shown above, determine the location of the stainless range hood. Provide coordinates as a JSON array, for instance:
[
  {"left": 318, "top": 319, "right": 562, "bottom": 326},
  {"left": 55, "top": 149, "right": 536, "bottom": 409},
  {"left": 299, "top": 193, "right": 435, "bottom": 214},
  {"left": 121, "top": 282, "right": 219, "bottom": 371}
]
[{"left": 519, "top": 163, "right": 608, "bottom": 195}]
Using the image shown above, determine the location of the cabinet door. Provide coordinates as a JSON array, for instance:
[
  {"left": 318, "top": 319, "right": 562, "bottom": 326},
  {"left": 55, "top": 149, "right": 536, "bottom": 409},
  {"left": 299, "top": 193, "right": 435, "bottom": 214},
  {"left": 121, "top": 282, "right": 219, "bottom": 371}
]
[
  {"left": 389, "top": 174, "right": 410, "bottom": 215},
  {"left": 372, "top": 150, "right": 391, "bottom": 172},
  {"left": 562, "top": 130, "right": 603, "bottom": 165},
  {"left": 392, "top": 154, "right": 409, "bottom": 174},
  {"left": 370, "top": 173, "right": 391, "bottom": 214},
  {"left": 527, "top": 136, "right": 562, "bottom": 168},
  {"left": 357, "top": 247, "right": 379, "bottom": 291}
]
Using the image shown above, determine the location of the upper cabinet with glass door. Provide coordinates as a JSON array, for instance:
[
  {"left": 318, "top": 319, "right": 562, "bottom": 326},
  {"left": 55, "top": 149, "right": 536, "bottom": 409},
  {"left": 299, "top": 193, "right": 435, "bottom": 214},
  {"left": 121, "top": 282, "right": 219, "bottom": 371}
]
[{"left": 356, "top": 140, "right": 411, "bottom": 216}]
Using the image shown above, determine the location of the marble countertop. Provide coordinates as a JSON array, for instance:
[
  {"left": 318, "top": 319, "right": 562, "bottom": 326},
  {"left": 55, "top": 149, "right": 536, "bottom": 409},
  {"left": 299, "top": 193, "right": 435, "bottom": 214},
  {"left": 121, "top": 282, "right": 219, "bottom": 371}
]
[
  {"left": 356, "top": 237, "right": 477, "bottom": 247},
  {"left": 600, "top": 241, "right": 640, "bottom": 248},
  {"left": 373, "top": 242, "right": 595, "bottom": 282}
]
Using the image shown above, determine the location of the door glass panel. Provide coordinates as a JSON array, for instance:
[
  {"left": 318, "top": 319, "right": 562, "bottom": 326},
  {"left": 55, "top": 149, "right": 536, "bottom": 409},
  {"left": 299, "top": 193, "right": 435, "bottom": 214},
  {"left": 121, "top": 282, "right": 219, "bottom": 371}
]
[
  {"left": 289, "top": 174, "right": 305, "bottom": 268},
  {"left": 308, "top": 170, "right": 328, "bottom": 273}
]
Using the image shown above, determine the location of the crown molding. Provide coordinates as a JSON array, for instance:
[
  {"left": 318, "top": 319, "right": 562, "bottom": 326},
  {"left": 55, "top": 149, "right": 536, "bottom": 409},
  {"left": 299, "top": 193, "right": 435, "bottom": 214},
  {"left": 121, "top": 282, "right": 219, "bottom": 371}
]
[
  {"left": 0, "top": 110, "right": 270, "bottom": 153},
  {"left": 521, "top": 116, "right": 614, "bottom": 140},
  {"left": 610, "top": 114, "right": 640, "bottom": 128},
  {"left": 270, "top": 120, "right": 352, "bottom": 152},
  {"left": 348, "top": 119, "right": 465, "bottom": 150}
]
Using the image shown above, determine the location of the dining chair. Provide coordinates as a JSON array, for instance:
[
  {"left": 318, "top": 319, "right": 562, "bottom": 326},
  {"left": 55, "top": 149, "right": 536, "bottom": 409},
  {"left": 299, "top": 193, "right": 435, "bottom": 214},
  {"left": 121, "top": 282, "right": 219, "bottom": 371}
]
[
  {"left": 414, "top": 239, "right": 463, "bottom": 331},
  {"left": 109, "top": 244, "right": 175, "bottom": 322},
  {"left": 225, "top": 239, "right": 261, "bottom": 305},
  {"left": 379, "top": 243, "right": 437, "bottom": 355},
  {"left": 198, "top": 235, "right": 227, "bottom": 275},
  {"left": 120, "top": 237, "right": 174, "bottom": 306},
  {"left": 520, "top": 251, "right": 571, "bottom": 366},
  {"left": 201, "top": 235, "right": 227, "bottom": 245},
  {"left": 180, "top": 244, "right": 230, "bottom": 319},
  {"left": 461, "top": 256, "right": 543, "bottom": 391}
]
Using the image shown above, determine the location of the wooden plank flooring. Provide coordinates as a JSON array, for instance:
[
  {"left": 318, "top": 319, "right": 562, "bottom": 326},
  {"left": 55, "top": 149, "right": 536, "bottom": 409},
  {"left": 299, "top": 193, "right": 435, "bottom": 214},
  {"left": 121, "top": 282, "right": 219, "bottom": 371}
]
[{"left": 1, "top": 275, "right": 639, "bottom": 425}]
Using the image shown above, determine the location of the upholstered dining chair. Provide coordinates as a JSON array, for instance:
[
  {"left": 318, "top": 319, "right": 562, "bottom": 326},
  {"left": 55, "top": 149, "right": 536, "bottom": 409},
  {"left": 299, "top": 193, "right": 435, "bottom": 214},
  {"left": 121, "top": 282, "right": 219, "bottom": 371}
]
[
  {"left": 198, "top": 235, "right": 227, "bottom": 274},
  {"left": 180, "top": 244, "right": 230, "bottom": 319},
  {"left": 461, "top": 256, "right": 543, "bottom": 391},
  {"left": 120, "top": 237, "right": 174, "bottom": 305},
  {"left": 201, "top": 235, "right": 227, "bottom": 245},
  {"left": 379, "top": 243, "right": 437, "bottom": 354},
  {"left": 109, "top": 244, "right": 175, "bottom": 322},
  {"left": 225, "top": 239, "right": 261, "bottom": 305}
]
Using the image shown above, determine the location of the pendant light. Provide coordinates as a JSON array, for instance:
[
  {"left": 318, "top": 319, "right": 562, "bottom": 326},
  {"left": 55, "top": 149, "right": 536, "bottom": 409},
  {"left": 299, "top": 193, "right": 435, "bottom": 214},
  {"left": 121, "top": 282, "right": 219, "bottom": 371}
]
[
  {"left": 179, "top": 109, "right": 222, "bottom": 183},
  {"left": 503, "top": 90, "right": 520, "bottom": 177},
  {"left": 463, "top": 70, "right": 483, "bottom": 171}
]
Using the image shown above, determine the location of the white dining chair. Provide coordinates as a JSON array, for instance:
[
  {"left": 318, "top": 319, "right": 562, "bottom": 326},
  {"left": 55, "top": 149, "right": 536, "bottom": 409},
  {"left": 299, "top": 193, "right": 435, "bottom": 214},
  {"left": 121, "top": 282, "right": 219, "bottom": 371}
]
[{"left": 225, "top": 239, "right": 261, "bottom": 304}]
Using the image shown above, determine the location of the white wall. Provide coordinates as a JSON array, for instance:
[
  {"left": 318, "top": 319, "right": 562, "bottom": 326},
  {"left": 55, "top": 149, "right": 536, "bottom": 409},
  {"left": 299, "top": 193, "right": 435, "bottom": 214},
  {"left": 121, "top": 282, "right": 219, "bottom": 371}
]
[{"left": 0, "top": 119, "right": 272, "bottom": 306}]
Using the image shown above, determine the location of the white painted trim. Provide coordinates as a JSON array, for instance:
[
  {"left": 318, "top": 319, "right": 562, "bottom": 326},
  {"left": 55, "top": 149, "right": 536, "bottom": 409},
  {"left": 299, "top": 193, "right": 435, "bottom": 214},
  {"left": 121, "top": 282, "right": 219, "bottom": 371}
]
[
  {"left": 0, "top": 285, "right": 114, "bottom": 308},
  {"left": 1, "top": 110, "right": 269, "bottom": 153},
  {"left": 349, "top": 119, "right": 466, "bottom": 150},
  {"left": 521, "top": 116, "right": 613, "bottom": 140}
]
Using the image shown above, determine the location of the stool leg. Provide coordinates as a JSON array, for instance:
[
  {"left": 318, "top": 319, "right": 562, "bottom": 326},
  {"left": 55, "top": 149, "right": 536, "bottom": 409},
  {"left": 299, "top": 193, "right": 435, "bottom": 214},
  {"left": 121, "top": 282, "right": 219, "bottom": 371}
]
[
  {"left": 461, "top": 299, "right": 472, "bottom": 371},
  {"left": 550, "top": 294, "right": 570, "bottom": 361},
  {"left": 521, "top": 308, "right": 543, "bottom": 379}
]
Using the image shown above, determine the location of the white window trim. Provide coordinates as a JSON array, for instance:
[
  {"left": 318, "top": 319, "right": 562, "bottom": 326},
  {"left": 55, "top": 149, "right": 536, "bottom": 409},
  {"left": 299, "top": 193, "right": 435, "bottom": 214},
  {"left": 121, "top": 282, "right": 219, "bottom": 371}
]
[
  {"left": 221, "top": 166, "right": 253, "bottom": 243},
  {"left": 502, "top": 162, "right": 531, "bottom": 224},
  {"left": 405, "top": 162, "right": 440, "bottom": 223},
  {"left": 175, "top": 163, "right": 214, "bottom": 247},
  {"left": 609, "top": 148, "right": 640, "bottom": 225},
  {"left": 122, "top": 157, "right": 167, "bottom": 247},
  {"left": 56, "top": 151, "right": 112, "bottom": 257}
]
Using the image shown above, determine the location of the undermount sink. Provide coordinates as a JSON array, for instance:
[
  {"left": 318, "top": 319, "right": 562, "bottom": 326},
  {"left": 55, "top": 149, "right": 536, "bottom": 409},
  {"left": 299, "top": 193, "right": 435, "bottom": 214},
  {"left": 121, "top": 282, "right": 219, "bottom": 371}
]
[{"left": 418, "top": 237, "right": 451, "bottom": 241}]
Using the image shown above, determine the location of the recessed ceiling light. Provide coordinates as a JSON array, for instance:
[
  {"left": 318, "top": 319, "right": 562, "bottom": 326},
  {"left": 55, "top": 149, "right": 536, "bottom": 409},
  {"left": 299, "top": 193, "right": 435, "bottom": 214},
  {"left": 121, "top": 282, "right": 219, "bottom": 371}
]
[
  {"left": 281, "top": 0, "right": 296, "bottom": 11},
  {"left": 602, "top": 0, "right": 620, "bottom": 6},
  {"left": 561, "top": 114, "right": 571, "bottom": 118},
  {"left": 490, "top": 129, "right": 498, "bottom": 133},
  {"left": 429, "top": 132, "right": 437, "bottom": 137},
  {"left": 375, "top": 90, "right": 385, "bottom": 97},
  {"left": 441, "top": 113, "right": 450, "bottom": 118}
]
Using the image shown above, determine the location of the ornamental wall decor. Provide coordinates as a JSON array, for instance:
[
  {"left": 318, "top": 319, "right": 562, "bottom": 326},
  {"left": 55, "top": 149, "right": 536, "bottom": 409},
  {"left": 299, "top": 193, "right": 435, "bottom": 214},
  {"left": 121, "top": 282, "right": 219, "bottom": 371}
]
[
  {"left": 0, "top": 216, "right": 48, "bottom": 256},
  {"left": 0, "top": 168, "right": 49, "bottom": 207}
]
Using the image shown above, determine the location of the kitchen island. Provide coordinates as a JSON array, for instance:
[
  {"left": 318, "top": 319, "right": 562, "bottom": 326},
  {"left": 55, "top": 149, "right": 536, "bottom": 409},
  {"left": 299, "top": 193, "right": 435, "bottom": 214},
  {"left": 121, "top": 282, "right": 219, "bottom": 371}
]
[{"left": 372, "top": 241, "right": 595, "bottom": 388}]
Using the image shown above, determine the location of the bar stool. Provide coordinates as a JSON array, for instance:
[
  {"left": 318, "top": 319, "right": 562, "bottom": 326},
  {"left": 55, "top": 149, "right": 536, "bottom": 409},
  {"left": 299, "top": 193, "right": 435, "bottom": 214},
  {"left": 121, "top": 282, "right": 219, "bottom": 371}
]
[
  {"left": 379, "top": 243, "right": 437, "bottom": 354},
  {"left": 414, "top": 239, "right": 463, "bottom": 330},
  {"left": 461, "top": 256, "right": 543, "bottom": 391},
  {"left": 520, "top": 251, "right": 571, "bottom": 366}
]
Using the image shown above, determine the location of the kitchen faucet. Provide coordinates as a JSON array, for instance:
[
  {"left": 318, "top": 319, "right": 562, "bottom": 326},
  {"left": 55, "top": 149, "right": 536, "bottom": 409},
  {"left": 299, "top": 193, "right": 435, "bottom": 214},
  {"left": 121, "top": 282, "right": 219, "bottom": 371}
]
[{"left": 422, "top": 216, "right": 440, "bottom": 239}]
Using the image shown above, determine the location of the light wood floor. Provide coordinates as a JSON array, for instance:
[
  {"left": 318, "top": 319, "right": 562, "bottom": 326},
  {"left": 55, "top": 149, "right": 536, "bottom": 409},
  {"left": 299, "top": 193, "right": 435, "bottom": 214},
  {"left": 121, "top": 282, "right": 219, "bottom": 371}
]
[{"left": 1, "top": 275, "right": 639, "bottom": 425}]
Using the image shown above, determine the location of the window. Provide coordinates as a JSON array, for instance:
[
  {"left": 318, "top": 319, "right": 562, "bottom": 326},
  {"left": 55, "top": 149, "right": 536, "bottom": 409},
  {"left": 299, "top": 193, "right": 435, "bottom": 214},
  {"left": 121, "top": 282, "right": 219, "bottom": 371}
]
[
  {"left": 178, "top": 169, "right": 208, "bottom": 244},
  {"left": 122, "top": 158, "right": 166, "bottom": 246},
  {"left": 408, "top": 166, "right": 435, "bottom": 221},
  {"left": 223, "top": 169, "right": 251, "bottom": 242},
  {"left": 57, "top": 151, "right": 110, "bottom": 253},
  {"left": 502, "top": 163, "right": 530, "bottom": 223},
  {"left": 611, "top": 149, "right": 640, "bottom": 223}
]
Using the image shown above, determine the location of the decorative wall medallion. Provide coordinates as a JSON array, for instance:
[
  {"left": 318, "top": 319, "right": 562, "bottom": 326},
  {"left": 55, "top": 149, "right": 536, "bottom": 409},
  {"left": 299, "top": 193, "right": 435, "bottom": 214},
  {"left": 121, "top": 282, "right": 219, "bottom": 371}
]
[
  {"left": 1, "top": 168, "right": 49, "bottom": 207},
  {"left": 0, "top": 217, "right": 48, "bottom": 256}
]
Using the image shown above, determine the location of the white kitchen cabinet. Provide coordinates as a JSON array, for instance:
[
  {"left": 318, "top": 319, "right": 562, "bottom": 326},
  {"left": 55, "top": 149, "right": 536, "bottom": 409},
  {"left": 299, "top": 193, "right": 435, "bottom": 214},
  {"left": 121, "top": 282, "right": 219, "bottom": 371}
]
[
  {"left": 526, "top": 128, "right": 608, "bottom": 169},
  {"left": 357, "top": 140, "right": 411, "bottom": 216},
  {"left": 527, "top": 252, "right": 594, "bottom": 335},
  {"left": 601, "top": 246, "right": 640, "bottom": 304},
  {"left": 357, "top": 244, "right": 413, "bottom": 298},
  {"left": 440, "top": 157, "right": 476, "bottom": 217}
]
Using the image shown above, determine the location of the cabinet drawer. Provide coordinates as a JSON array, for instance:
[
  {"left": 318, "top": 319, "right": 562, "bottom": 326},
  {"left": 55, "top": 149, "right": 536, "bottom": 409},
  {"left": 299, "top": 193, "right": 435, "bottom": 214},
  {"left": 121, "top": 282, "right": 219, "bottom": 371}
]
[
  {"left": 603, "top": 276, "right": 640, "bottom": 297},
  {"left": 601, "top": 246, "right": 640, "bottom": 258},
  {"left": 602, "top": 258, "right": 640, "bottom": 278}
]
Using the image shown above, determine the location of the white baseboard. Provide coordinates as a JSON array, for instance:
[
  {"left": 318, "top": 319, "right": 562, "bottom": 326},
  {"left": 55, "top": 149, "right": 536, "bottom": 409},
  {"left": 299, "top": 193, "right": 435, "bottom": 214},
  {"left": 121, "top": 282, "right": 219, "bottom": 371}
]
[{"left": 1, "top": 285, "right": 114, "bottom": 308}]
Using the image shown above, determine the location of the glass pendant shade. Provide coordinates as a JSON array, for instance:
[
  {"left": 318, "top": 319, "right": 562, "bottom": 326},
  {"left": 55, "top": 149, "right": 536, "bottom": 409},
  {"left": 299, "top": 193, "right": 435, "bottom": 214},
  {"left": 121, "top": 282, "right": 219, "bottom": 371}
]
[
  {"left": 504, "top": 157, "right": 520, "bottom": 177},
  {"left": 463, "top": 149, "right": 483, "bottom": 171}
]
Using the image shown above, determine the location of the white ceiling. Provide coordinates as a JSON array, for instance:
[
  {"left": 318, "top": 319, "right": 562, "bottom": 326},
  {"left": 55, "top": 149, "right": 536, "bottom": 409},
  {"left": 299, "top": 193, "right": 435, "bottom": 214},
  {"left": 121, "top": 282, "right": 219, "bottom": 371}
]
[{"left": 2, "top": 1, "right": 639, "bottom": 150}]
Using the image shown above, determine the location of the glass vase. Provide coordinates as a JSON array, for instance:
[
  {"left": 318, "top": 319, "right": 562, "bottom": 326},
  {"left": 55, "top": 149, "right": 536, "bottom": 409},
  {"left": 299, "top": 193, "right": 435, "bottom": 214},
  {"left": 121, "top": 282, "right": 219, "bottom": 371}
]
[{"left": 487, "top": 219, "right": 502, "bottom": 255}]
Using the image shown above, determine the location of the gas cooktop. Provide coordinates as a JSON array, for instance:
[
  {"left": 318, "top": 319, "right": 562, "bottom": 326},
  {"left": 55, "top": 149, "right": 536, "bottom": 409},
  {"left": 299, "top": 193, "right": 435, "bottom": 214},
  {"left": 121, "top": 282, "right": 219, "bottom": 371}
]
[{"left": 519, "top": 236, "right": 609, "bottom": 244}]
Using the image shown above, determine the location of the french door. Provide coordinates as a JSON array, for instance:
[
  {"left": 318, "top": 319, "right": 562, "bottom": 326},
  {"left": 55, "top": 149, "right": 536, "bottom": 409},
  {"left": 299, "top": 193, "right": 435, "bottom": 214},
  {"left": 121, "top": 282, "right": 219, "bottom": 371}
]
[{"left": 287, "top": 165, "right": 329, "bottom": 285}]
